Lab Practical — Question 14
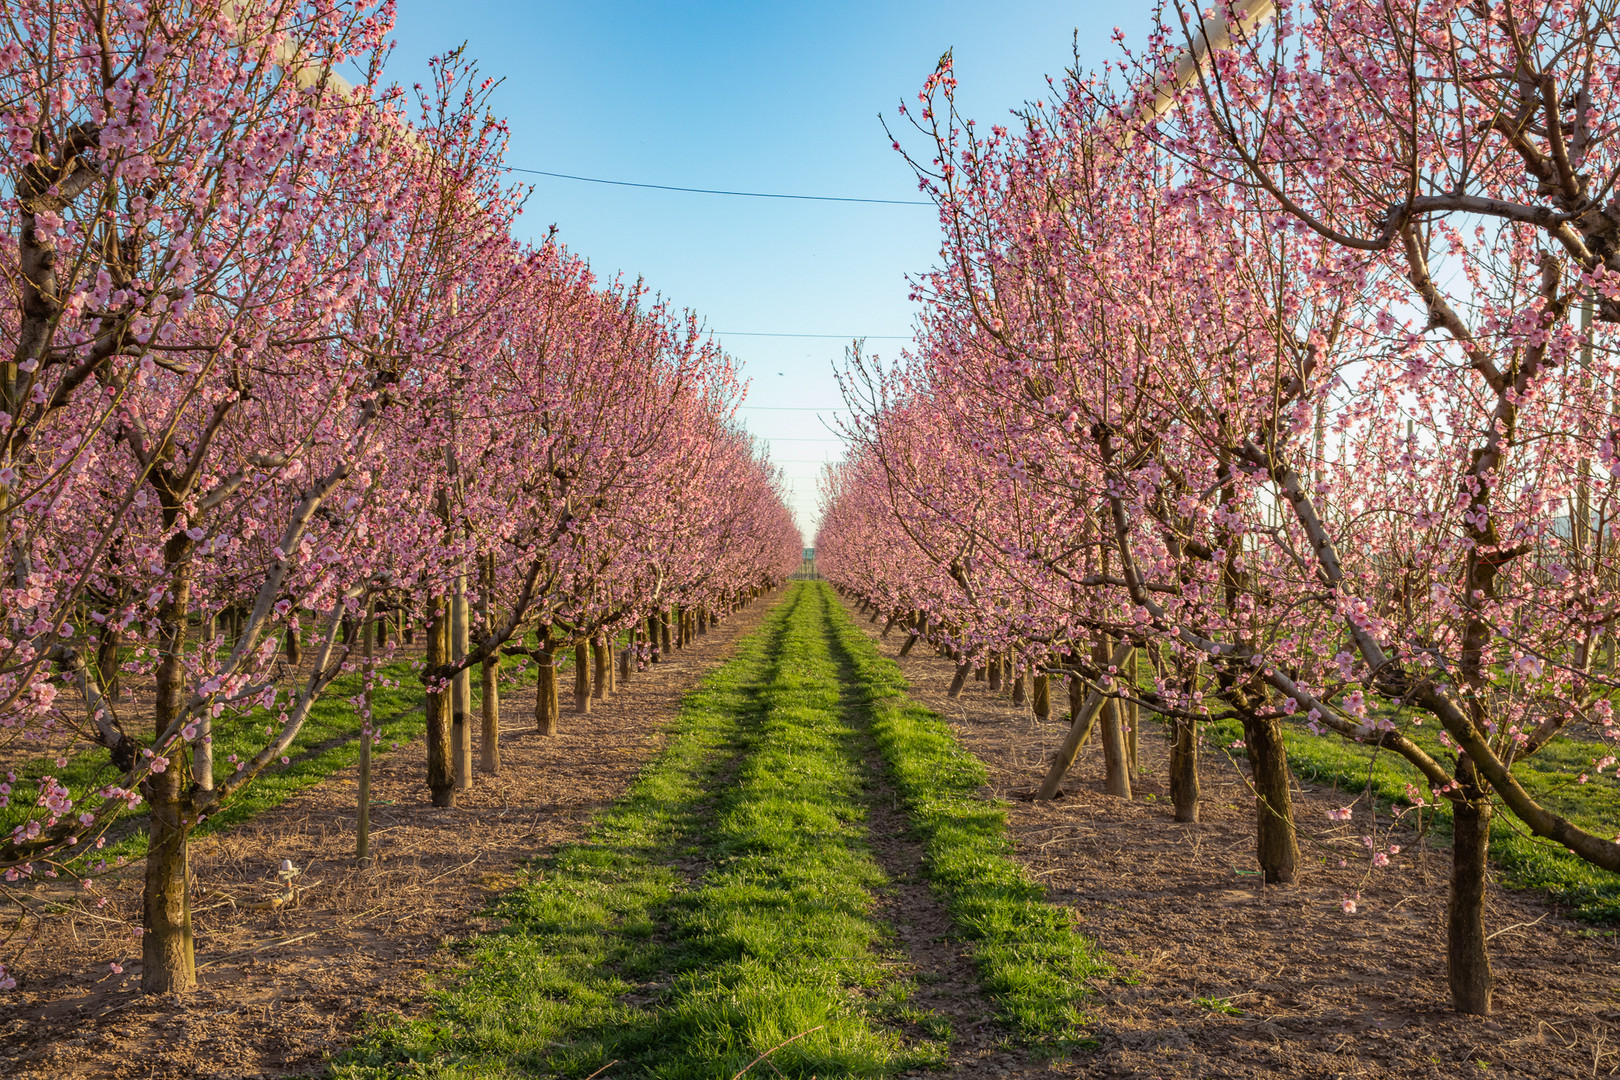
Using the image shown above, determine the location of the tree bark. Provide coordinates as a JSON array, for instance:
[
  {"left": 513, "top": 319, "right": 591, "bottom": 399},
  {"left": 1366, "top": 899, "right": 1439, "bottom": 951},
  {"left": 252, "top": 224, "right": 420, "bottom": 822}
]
[
  {"left": 574, "top": 640, "right": 591, "bottom": 713},
  {"left": 592, "top": 635, "right": 608, "bottom": 700},
  {"left": 1099, "top": 698, "right": 1133, "bottom": 799},
  {"left": 451, "top": 576, "right": 472, "bottom": 791},
  {"left": 1032, "top": 673, "right": 1050, "bottom": 720},
  {"left": 947, "top": 661, "right": 971, "bottom": 698},
  {"left": 988, "top": 653, "right": 1003, "bottom": 692},
  {"left": 479, "top": 651, "right": 500, "bottom": 775},
  {"left": 425, "top": 594, "right": 455, "bottom": 807},
  {"left": 619, "top": 630, "right": 634, "bottom": 682},
  {"left": 1125, "top": 651, "right": 1140, "bottom": 782},
  {"left": 660, "top": 610, "right": 672, "bottom": 656},
  {"left": 1011, "top": 670, "right": 1027, "bottom": 706},
  {"left": 96, "top": 626, "right": 122, "bottom": 702},
  {"left": 284, "top": 621, "right": 301, "bottom": 665},
  {"left": 358, "top": 598, "right": 375, "bottom": 865},
  {"left": 1448, "top": 757, "right": 1494, "bottom": 1014},
  {"left": 141, "top": 547, "right": 196, "bottom": 994},
  {"left": 1241, "top": 711, "right": 1299, "bottom": 884},
  {"left": 535, "top": 637, "right": 559, "bottom": 736},
  {"left": 648, "top": 614, "right": 661, "bottom": 662},
  {"left": 1169, "top": 714, "right": 1200, "bottom": 822},
  {"left": 141, "top": 766, "right": 195, "bottom": 994}
]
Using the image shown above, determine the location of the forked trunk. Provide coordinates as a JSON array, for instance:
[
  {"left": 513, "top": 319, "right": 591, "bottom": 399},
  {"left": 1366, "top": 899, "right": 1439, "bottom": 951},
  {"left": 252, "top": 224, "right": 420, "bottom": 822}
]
[
  {"left": 1035, "top": 643, "right": 1133, "bottom": 801},
  {"left": 1448, "top": 758, "right": 1494, "bottom": 1015},
  {"left": 1241, "top": 711, "right": 1299, "bottom": 884}
]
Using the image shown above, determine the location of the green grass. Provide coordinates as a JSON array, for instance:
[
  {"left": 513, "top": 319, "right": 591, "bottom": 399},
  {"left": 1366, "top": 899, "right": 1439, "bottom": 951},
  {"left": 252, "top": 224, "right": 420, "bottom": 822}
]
[
  {"left": 335, "top": 585, "right": 946, "bottom": 1080},
  {"left": 822, "top": 587, "right": 1108, "bottom": 1043},
  {"left": 1206, "top": 712, "right": 1620, "bottom": 923},
  {"left": 3, "top": 657, "right": 430, "bottom": 869},
  {"left": 4, "top": 637, "right": 550, "bottom": 872}
]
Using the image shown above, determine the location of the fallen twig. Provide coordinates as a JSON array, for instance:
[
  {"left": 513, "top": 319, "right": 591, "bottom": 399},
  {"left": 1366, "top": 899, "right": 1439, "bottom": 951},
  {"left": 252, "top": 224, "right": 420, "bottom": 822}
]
[
  {"left": 197, "top": 930, "right": 319, "bottom": 969},
  {"left": 731, "top": 1025, "right": 824, "bottom": 1080},
  {"left": 1485, "top": 911, "right": 1550, "bottom": 940}
]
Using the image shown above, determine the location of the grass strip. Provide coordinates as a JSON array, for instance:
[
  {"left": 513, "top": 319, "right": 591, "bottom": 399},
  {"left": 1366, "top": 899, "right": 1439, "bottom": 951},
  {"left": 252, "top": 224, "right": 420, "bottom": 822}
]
[
  {"left": 821, "top": 583, "right": 1109, "bottom": 1043},
  {"left": 336, "top": 584, "right": 937, "bottom": 1079}
]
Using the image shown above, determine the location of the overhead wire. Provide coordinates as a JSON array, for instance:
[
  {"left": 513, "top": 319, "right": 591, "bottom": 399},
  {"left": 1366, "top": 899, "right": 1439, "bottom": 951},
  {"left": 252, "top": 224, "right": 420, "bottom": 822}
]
[{"left": 504, "top": 165, "right": 933, "bottom": 206}]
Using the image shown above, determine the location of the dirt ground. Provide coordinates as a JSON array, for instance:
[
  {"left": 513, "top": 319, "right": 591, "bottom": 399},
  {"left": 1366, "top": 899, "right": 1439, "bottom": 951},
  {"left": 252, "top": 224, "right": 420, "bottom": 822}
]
[
  {"left": 840, "top": 600, "right": 1620, "bottom": 1080},
  {"left": 0, "top": 596, "right": 780, "bottom": 1080}
]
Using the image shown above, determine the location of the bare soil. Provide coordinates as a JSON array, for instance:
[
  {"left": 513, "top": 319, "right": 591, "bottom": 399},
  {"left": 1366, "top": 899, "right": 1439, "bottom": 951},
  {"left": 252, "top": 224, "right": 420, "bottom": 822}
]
[
  {"left": 841, "top": 599, "right": 1620, "bottom": 1080},
  {"left": 0, "top": 597, "right": 779, "bottom": 1080}
]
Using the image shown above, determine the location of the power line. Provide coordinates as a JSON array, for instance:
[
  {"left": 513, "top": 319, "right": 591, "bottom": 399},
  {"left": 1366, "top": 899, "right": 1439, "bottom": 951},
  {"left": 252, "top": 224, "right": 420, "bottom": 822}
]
[
  {"left": 715, "top": 331, "right": 911, "bottom": 340},
  {"left": 505, "top": 166, "right": 933, "bottom": 206}
]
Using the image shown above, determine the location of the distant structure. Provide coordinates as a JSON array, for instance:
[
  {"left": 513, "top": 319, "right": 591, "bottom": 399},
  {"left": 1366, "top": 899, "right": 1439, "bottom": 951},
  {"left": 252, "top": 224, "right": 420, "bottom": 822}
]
[{"left": 794, "top": 547, "right": 819, "bottom": 580}]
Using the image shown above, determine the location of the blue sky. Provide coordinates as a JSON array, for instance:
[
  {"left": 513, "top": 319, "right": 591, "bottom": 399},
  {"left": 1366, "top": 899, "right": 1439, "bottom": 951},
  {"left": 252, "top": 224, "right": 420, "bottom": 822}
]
[{"left": 384, "top": 1, "right": 1155, "bottom": 540}]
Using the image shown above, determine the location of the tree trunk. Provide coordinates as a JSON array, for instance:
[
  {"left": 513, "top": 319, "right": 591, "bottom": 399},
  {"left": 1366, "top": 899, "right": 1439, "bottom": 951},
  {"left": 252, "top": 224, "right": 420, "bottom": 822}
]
[
  {"left": 988, "top": 653, "right": 1003, "bottom": 692},
  {"left": 141, "top": 767, "right": 195, "bottom": 994},
  {"left": 660, "top": 610, "right": 672, "bottom": 656},
  {"left": 592, "top": 635, "right": 608, "bottom": 700},
  {"left": 358, "top": 598, "right": 375, "bottom": 865},
  {"left": 142, "top": 550, "right": 196, "bottom": 994},
  {"left": 947, "top": 661, "right": 971, "bottom": 698},
  {"left": 574, "top": 640, "right": 591, "bottom": 713},
  {"left": 451, "top": 578, "right": 472, "bottom": 791},
  {"left": 1035, "top": 642, "right": 1133, "bottom": 801},
  {"left": 1169, "top": 714, "right": 1200, "bottom": 822},
  {"left": 1448, "top": 758, "right": 1494, "bottom": 1015},
  {"left": 619, "top": 634, "right": 632, "bottom": 681},
  {"left": 1032, "top": 673, "right": 1050, "bottom": 720},
  {"left": 425, "top": 594, "right": 455, "bottom": 807},
  {"left": 1099, "top": 698, "right": 1133, "bottom": 799},
  {"left": 648, "top": 614, "right": 661, "bottom": 662},
  {"left": 479, "top": 651, "right": 500, "bottom": 775},
  {"left": 536, "top": 638, "right": 559, "bottom": 736},
  {"left": 881, "top": 612, "right": 897, "bottom": 638},
  {"left": 1011, "top": 670, "right": 1026, "bottom": 706},
  {"left": 97, "top": 626, "right": 122, "bottom": 702},
  {"left": 1241, "top": 711, "right": 1299, "bottom": 884},
  {"left": 1125, "top": 650, "right": 1140, "bottom": 782},
  {"left": 698, "top": 607, "right": 708, "bottom": 634}
]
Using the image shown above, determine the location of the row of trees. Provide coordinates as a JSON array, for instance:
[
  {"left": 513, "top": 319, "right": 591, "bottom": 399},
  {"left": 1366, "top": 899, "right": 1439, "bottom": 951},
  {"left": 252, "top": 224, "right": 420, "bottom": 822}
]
[
  {"left": 0, "top": 0, "right": 800, "bottom": 995},
  {"left": 818, "top": 0, "right": 1620, "bottom": 1015}
]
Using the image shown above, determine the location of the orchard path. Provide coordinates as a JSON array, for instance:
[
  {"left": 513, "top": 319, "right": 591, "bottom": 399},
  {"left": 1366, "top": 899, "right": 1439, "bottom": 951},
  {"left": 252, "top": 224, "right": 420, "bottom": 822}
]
[{"left": 334, "top": 581, "right": 1097, "bottom": 1080}]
